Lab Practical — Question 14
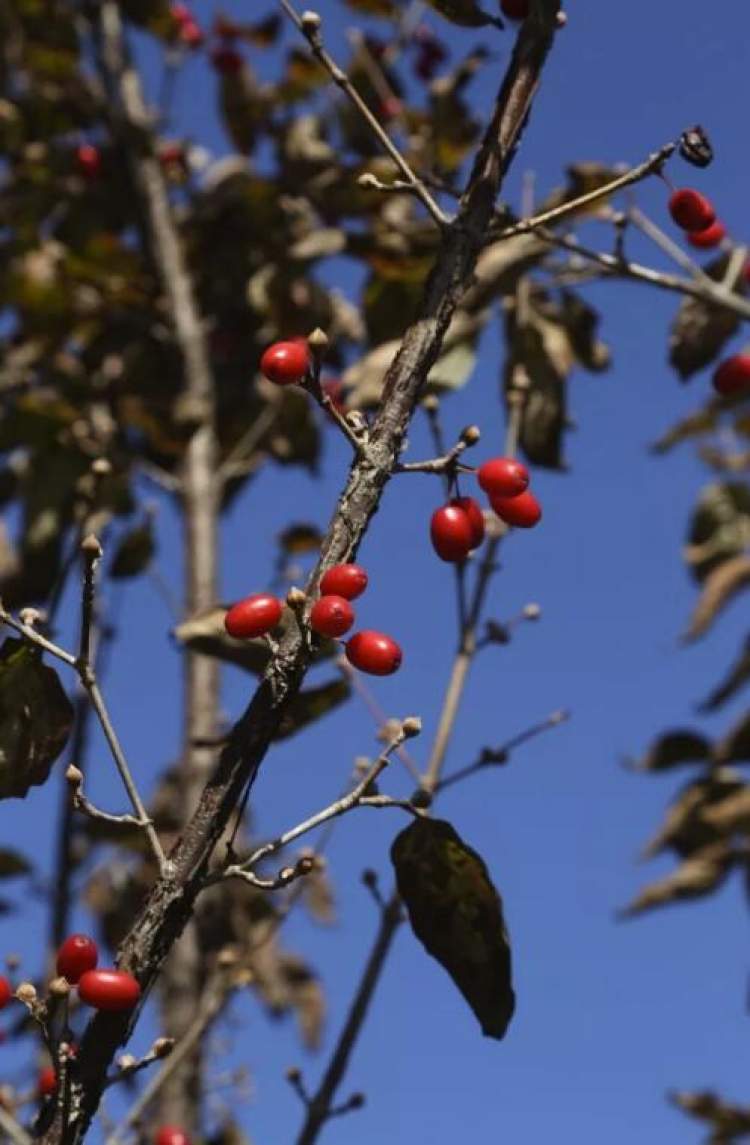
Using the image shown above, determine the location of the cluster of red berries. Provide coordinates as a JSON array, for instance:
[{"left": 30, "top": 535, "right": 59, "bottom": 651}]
[
  {"left": 57, "top": 934, "right": 141, "bottom": 1011},
  {"left": 668, "top": 187, "right": 726, "bottom": 250},
  {"left": 430, "top": 458, "right": 540, "bottom": 562},
  {"left": 225, "top": 564, "right": 402, "bottom": 676},
  {"left": 75, "top": 143, "right": 101, "bottom": 180}
]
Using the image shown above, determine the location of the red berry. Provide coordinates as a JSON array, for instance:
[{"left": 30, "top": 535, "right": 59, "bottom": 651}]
[
  {"left": 687, "top": 219, "right": 726, "bottom": 249},
  {"left": 668, "top": 189, "right": 716, "bottom": 233},
  {"left": 156, "top": 1129, "right": 190, "bottom": 1145},
  {"left": 210, "top": 45, "right": 243, "bottom": 74},
  {"left": 477, "top": 457, "right": 529, "bottom": 498},
  {"left": 159, "top": 143, "right": 185, "bottom": 168},
  {"left": 225, "top": 594, "right": 283, "bottom": 640},
  {"left": 77, "top": 969, "right": 141, "bottom": 1012},
  {"left": 179, "top": 19, "right": 203, "bottom": 47},
  {"left": 712, "top": 354, "right": 750, "bottom": 396},
  {"left": 430, "top": 504, "right": 473, "bottom": 563},
  {"left": 490, "top": 489, "right": 542, "bottom": 528},
  {"left": 309, "top": 595, "right": 354, "bottom": 638},
  {"left": 171, "top": 3, "right": 191, "bottom": 24},
  {"left": 56, "top": 935, "right": 98, "bottom": 985},
  {"left": 345, "top": 631, "right": 402, "bottom": 676},
  {"left": 379, "top": 97, "right": 403, "bottom": 121},
  {"left": 76, "top": 144, "right": 101, "bottom": 179},
  {"left": 500, "top": 0, "right": 529, "bottom": 18},
  {"left": 38, "top": 1067, "right": 57, "bottom": 1098},
  {"left": 450, "top": 496, "right": 485, "bottom": 549},
  {"left": 320, "top": 564, "right": 368, "bottom": 601},
  {"left": 260, "top": 341, "right": 310, "bottom": 385},
  {"left": 0, "top": 978, "right": 11, "bottom": 1009},
  {"left": 743, "top": 260, "right": 750, "bottom": 286}
]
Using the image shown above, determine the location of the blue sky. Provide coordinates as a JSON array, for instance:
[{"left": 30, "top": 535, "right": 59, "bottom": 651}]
[{"left": 3, "top": 2, "right": 750, "bottom": 1142}]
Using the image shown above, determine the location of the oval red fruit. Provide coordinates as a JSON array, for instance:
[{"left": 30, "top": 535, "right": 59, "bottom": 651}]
[
  {"left": 260, "top": 341, "right": 310, "bottom": 385},
  {"left": 430, "top": 505, "right": 473, "bottom": 562},
  {"left": 490, "top": 489, "right": 542, "bottom": 528},
  {"left": 38, "top": 1066, "right": 57, "bottom": 1098},
  {"left": 309, "top": 595, "right": 355, "bottom": 638},
  {"left": 687, "top": 220, "right": 726, "bottom": 249},
  {"left": 225, "top": 594, "right": 283, "bottom": 640},
  {"left": 450, "top": 496, "right": 485, "bottom": 549},
  {"left": 78, "top": 969, "right": 141, "bottom": 1012},
  {"left": 500, "top": 0, "right": 529, "bottom": 18},
  {"left": 477, "top": 457, "right": 529, "bottom": 498},
  {"left": 56, "top": 934, "right": 99, "bottom": 984},
  {"left": 712, "top": 354, "right": 750, "bottom": 397},
  {"left": 156, "top": 1128, "right": 191, "bottom": 1145},
  {"left": 320, "top": 564, "right": 368, "bottom": 600},
  {"left": 668, "top": 189, "right": 716, "bottom": 233},
  {"left": 346, "top": 631, "right": 402, "bottom": 676},
  {"left": 0, "top": 978, "right": 11, "bottom": 1009}
]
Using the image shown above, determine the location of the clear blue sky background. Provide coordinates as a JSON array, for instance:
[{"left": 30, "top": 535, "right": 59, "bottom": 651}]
[{"left": 3, "top": 2, "right": 750, "bottom": 1142}]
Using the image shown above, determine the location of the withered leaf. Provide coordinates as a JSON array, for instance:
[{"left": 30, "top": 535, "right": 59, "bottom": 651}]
[
  {"left": 715, "top": 710, "right": 750, "bottom": 766},
  {"left": 0, "top": 638, "right": 73, "bottom": 800},
  {"left": 627, "top": 729, "right": 711, "bottom": 773},
  {"left": 698, "top": 635, "right": 750, "bottom": 712},
  {"left": 620, "top": 841, "right": 734, "bottom": 918},
  {"left": 423, "top": 0, "right": 503, "bottom": 29},
  {"left": 683, "top": 553, "right": 750, "bottom": 641},
  {"left": 670, "top": 1090, "right": 750, "bottom": 1142},
  {"left": 640, "top": 771, "right": 744, "bottom": 859},
  {"left": 277, "top": 523, "right": 323, "bottom": 555},
  {"left": 0, "top": 849, "right": 32, "bottom": 879},
  {"left": 274, "top": 678, "right": 350, "bottom": 741},
  {"left": 391, "top": 817, "right": 515, "bottom": 1040},
  {"left": 684, "top": 481, "right": 750, "bottom": 583},
  {"left": 109, "top": 517, "right": 155, "bottom": 579},
  {"left": 669, "top": 255, "right": 740, "bottom": 379},
  {"left": 700, "top": 784, "right": 750, "bottom": 836}
]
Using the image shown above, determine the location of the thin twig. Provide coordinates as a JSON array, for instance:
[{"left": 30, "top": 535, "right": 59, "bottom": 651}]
[
  {"left": 626, "top": 204, "right": 713, "bottom": 284},
  {"left": 497, "top": 141, "right": 676, "bottom": 239},
  {"left": 276, "top": 0, "right": 449, "bottom": 227},
  {"left": 216, "top": 724, "right": 412, "bottom": 887},
  {"left": 437, "top": 708, "right": 569, "bottom": 792},
  {"left": 0, "top": 1106, "right": 33, "bottom": 1145},
  {"left": 105, "top": 980, "right": 231, "bottom": 1145}
]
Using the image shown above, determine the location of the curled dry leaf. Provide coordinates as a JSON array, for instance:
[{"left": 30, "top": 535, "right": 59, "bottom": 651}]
[
  {"left": 391, "top": 817, "right": 514, "bottom": 1040},
  {"left": 683, "top": 553, "right": 750, "bottom": 641},
  {"left": 670, "top": 1089, "right": 750, "bottom": 1142},
  {"left": 697, "top": 634, "right": 750, "bottom": 712},
  {"left": 0, "top": 638, "right": 74, "bottom": 800},
  {"left": 700, "top": 784, "right": 750, "bottom": 835},
  {"left": 684, "top": 481, "right": 750, "bottom": 584},
  {"left": 715, "top": 709, "right": 750, "bottom": 766},
  {"left": 668, "top": 254, "right": 740, "bottom": 380},
  {"left": 620, "top": 840, "right": 734, "bottom": 918},
  {"left": 640, "top": 770, "right": 745, "bottom": 859},
  {"left": 626, "top": 729, "right": 711, "bottom": 773}
]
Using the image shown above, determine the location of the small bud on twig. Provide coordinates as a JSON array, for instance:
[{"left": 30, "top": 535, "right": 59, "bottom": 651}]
[
  {"left": 402, "top": 716, "right": 422, "bottom": 738},
  {"left": 152, "top": 1038, "right": 175, "bottom": 1059},
  {"left": 522, "top": 602, "right": 542, "bottom": 620},
  {"left": 19, "top": 608, "right": 41, "bottom": 628},
  {"left": 300, "top": 10, "right": 321, "bottom": 33},
  {"left": 117, "top": 1054, "right": 137, "bottom": 1072},
  {"left": 91, "top": 458, "right": 112, "bottom": 477},
  {"left": 460, "top": 425, "right": 481, "bottom": 446},
  {"left": 307, "top": 327, "right": 328, "bottom": 351},
  {"left": 66, "top": 765, "right": 83, "bottom": 787},
  {"left": 81, "top": 533, "right": 103, "bottom": 559},
  {"left": 48, "top": 977, "right": 70, "bottom": 998},
  {"left": 421, "top": 394, "right": 439, "bottom": 413},
  {"left": 286, "top": 587, "right": 307, "bottom": 609},
  {"left": 15, "top": 983, "right": 37, "bottom": 1005}
]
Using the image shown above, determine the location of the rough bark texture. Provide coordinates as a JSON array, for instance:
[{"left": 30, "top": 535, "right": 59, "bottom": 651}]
[{"left": 39, "top": 3, "right": 561, "bottom": 1141}]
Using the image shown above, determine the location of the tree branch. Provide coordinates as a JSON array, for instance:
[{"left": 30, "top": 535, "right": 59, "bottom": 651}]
[{"left": 41, "top": 5, "right": 562, "bottom": 1141}]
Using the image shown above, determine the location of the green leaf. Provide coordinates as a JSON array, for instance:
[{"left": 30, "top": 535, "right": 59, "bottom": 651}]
[
  {"left": 391, "top": 817, "right": 515, "bottom": 1040},
  {"left": 0, "top": 638, "right": 74, "bottom": 800},
  {"left": 109, "top": 517, "right": 155, "bottom": 579},
  {"left": 274, "top": 679, "right": 350, "bottom": 741}
]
